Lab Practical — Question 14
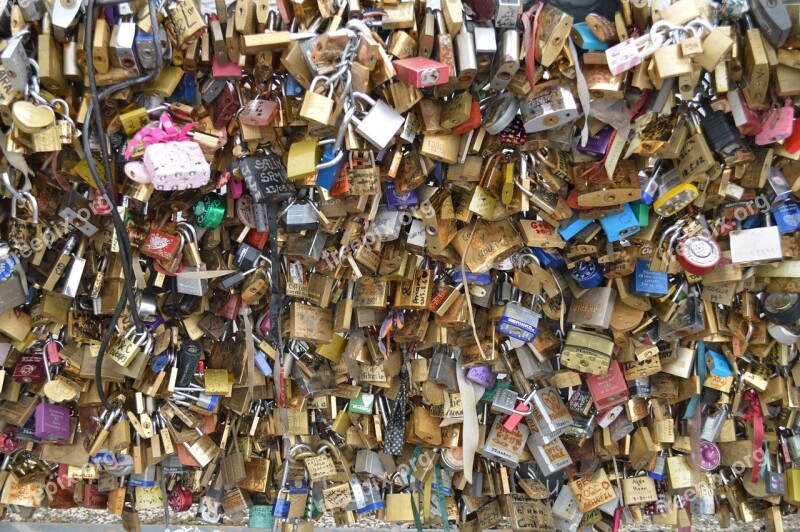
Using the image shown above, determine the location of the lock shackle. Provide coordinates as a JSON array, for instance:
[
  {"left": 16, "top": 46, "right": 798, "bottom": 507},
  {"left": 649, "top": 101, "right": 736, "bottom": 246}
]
[
  {"left": 309, "top": 75, "right": 335, "bottom": 98},
  {"left": 17, "top": 191, "right": 38, "bottom": 224},
  {"left": 351, "top": 91, "right": 376, "bottom": 109},
  {"left": 2, "top": 172, "right": 27, "bottom": 203},
  {"left": 177, "top": 222, "right": 199, "bottom": 244}
]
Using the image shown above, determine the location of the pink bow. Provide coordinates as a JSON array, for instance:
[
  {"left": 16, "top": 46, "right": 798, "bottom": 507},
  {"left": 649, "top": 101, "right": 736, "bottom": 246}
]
[
  {"left": 378, "top": 309, "right": 405, "bottom": 356},
  {"left": 124, "top": 113, "right": 196, "bottom": 159}
]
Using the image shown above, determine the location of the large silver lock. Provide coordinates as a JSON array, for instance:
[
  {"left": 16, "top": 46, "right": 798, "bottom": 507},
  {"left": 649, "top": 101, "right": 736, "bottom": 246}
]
[
  {"left": 351, "top": 92, "right": 405, "bottom": 150},
  {"left": 52, "top": 0, "right": 83, "bottom": 42},
  {"left": 659, "top": 292, "right": 705, "bottom": 341},
  {"left": 472, "top": 26, "right": 496, "bottom": 88},
  {"left": 110, "top": 22, "right": 138, "bottom": 71},
  {"left": 530, "top": 386, "right": 572, "bottom": 438},
  {"left": 729, "top": 216, "right": 782, "bottom": 264},
  {"left": 176, "top": 265, "right": 209, "bottom": 296},
  {"left": 488, "top": 29, "right": 519, "bottom": 91},
  {"left": 520, "top": 84, "right": 580, "bottom": 133},
  {"left": 1, "top": 35, "right": 29, "bottom": 93},
  {"left": 700, "top": 404, "right": 729, "bottom": 442}
]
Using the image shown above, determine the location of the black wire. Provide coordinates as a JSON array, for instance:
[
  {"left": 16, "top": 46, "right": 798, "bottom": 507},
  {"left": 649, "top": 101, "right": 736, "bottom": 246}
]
[
  {"left": 83, "top": 0, "right": 164, "bottom": 335},
  {"left": 84, "top": 0, "right": 162, "bottom": 410}
]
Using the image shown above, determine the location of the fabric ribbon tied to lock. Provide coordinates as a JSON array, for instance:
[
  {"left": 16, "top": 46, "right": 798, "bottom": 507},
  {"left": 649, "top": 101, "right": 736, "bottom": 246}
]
[
  {"left": 742, "top": 389, "right": 765, "bottom": 483},
  {"left": 124, "top": 113, "right": 196, "bottom": 159}
]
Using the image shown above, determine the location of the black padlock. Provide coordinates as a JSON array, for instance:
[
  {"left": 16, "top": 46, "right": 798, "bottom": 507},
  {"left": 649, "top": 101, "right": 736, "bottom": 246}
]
[{"left": 698, "top": 96, "right": 743, "bottom": 159}]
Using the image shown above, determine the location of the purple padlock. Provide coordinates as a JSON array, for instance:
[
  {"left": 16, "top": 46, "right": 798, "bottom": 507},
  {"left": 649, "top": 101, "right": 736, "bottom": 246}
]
[
  {"left": 141, "top": 313, "right": 165, "bottom": 333},
  {"left": 384, "top": 180, "right": 419, "bottom": 211},
  {"left": 34, "top": 403, "right": 71, "bottom": 443},
  {"left": 577, "top": 124, "right": 615, "bottom": 157},
  {"left": 465, "top": 366, "right": 497, "bottom": 389}
]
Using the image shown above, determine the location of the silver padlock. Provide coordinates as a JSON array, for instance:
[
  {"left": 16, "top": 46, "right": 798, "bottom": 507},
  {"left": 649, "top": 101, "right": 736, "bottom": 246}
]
[
  {"left": 489, "top": 387, "right": 519, "bottom": 415},
  {"left": 454, "top": 26, "right": 477, "bottom": 86},
  {"left": 110, "top": 22, "right": 138, "bottom": 71},
  {"left": 17, "top": 0, "right": 45, "bottom": 22},
  {"left": 481, "top": 416, "right": 529, "bottom": 467},
  {"left": 351, "top": 92, "right": 405, "bottom": 150},
  {"left": 1, "top": 35, "right": 29, "bottom": 93},
  {"left": 700, "top": 404, "right": 729, "bottom": 442},
  {"left": 52, "top": 0, "right": 83, "bottom": 42},
  {"left": 488, "top": 29, "right": 519, "bottom": 91},
  {"left": 495, "top": 0, "right": 521, "bottom": 28},
  {"left": 134, "top": 32, "right": 158, "bottom": 71},
  {"left": 729, "top": 215, "right": 782, "bottom": 264},
  {"left": 520, "top": 84, "right": 580, "bottom": 133},
  {"left": 472, "top": 26, "right": 496, "bottom": 88},
  {"left": 530, "top": 386, "right": 573, "bottom": 437}
]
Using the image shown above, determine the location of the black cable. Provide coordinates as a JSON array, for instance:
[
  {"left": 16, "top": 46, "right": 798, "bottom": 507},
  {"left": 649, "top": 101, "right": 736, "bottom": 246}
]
[
  {"left": 83, "top": 0, "right": 164, "bottom": 335},
  {"left": 84, "top": 0, "right": 162, "bottom": 409}
]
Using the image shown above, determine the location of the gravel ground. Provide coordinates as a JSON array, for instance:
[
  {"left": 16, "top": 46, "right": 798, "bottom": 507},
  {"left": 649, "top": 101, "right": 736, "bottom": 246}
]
[{"left": 5, "top": 507, "right": 800, "bottom": 530}]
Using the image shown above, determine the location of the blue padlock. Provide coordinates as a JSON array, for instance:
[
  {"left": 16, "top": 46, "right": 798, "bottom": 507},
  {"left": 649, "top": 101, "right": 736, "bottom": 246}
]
[
  {"left": 599, "top": 202, "right": 641, "bottom": 242},
  {"left": 531, "top": 247, "right": 565, "bottom": 268},
  {"left": 451, "top": 270, "right": 492, "bottom": 285},
  {"left": 571, "top": 259, "right": 604, "bottom": 289},
  {"left": 773, "top": 200, "right": 800, "bottom": 233},
  {"left": 571, "top": 22, "right": 610, "bottom": 50},
  {"left": 558, "top": 215, "right": 593, "bottom": 240},
  {"left": 632, "top": 259, "right": 669, "bottom": 297},
  {"left": 316, "top": 144, "right": 344, "bottom": 190},
  {"left": 272, "top": 492, "right": 291, "bottom": 518},
  {"left": 167, "top": 74, "right": 196, "bottom": 104},
  {"left": 255, "top": 349, "right": 274, "bottom": 376},
  {"left": 283, "top": 75, "right": 305, "bottom": 97},
  {"left": 384, "top": 180, "right": 419, "bottom": 210},
  {"left": 149, "top": 351, "right": 171, "bottom": 372}
]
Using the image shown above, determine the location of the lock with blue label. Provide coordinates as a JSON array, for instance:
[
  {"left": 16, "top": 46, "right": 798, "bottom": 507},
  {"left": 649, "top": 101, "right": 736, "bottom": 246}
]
[
  {"left": 632, "top": 259, "right": 669, "bottom": 297},
  {"left": 773, "top": 201, "right": 800, "bottom": 234},
  {"left": 571, "top": 259, "right": 604, "bottom": 289},
  {"left": 599, "top": 202, "right": 641, "bottom": 242},
  {"left": 497, "top": 296, "right": 542, "bottom": 342}
]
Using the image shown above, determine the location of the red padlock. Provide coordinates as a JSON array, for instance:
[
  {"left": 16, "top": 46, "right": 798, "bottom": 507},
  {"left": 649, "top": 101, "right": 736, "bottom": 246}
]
[
  {"left": 0, "top": 426, "right": 20, "bottom": 454},
  {"left": 676, "top": 234, "right": 722, "bottom": 275},
  {"left": 785, "top": 116, "right": 800, "bottom": 153},
  {"left": 12, "top": 354, "right": 44, "bottom": 384},
  {"left": 168, "top": 486, "right": 193, "bottom": 512},
  {"left": 451, "top": 101, "right": 482, "bottom": 135}
]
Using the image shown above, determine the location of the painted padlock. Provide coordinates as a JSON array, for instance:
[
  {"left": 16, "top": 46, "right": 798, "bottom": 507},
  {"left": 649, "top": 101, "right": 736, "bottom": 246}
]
[{"left": 125, "top": 141, "right": 211, "bottom": 191}]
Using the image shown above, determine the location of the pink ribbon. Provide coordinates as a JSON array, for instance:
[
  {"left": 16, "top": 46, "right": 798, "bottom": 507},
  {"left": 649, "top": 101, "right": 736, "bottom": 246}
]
[
  {"left": 378, "top": 309, "right": 404, "bottom": 356},
  {"left": 741, "top": 389, "right": 764, "bottom": 483},
  {"left": 124, "top": 113, "right": 196, "bottom": 159}
]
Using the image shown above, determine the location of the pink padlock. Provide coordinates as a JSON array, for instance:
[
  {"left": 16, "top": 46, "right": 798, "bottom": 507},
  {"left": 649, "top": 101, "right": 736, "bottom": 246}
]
[
  {"left": 124, "top": 161, "right": 152, "bottom": 183},
  {"left": 229, "top": 176, "right": 244, "bottom": 199},
  {"left": 211, "top": 56, "right": 244, "bottom": 79},
  {"left": 756, "top": 99, "right": 795, "bottom": 145},
  {"left": 239, "top": 98, "right": 279, "bottom": 126},
  {"left": 605, "top": 37, "right": 643, "bottom": 76},
  {"left": 143, "top": 141, "right": 212, "bottom": 191}
]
